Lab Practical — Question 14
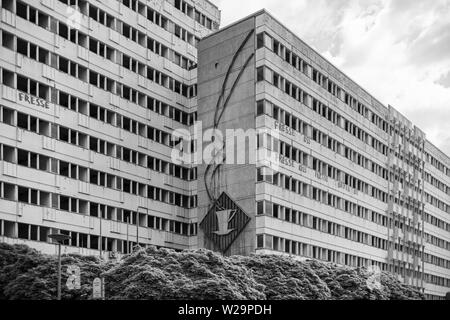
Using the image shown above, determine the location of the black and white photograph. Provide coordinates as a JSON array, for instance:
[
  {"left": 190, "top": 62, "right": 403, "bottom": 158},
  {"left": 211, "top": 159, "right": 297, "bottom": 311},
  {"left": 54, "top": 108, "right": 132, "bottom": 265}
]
[{"left": 0, "top": 0, "right": 449, "bottom": 313}]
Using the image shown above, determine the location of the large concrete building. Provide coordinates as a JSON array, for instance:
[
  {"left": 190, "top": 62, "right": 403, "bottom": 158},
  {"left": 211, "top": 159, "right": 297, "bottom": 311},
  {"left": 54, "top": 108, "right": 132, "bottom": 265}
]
[
  {"left": 196, "top": 10, "right": 450, "bottom": 300},
  {"left": 0, "top": 0, "right": 220, "bottom": 255},
  {"left": 0, "top": 0, "right": 448, "bottom": 300}
]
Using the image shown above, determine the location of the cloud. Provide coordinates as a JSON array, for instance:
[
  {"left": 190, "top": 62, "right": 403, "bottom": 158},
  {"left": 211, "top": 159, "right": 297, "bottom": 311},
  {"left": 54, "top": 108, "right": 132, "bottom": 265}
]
[
  {"left": 436, "top": 71, "right": 450, "bottom": 88},
  {"left": 211, "top": 0, "right": 450, "bottom": 156}
]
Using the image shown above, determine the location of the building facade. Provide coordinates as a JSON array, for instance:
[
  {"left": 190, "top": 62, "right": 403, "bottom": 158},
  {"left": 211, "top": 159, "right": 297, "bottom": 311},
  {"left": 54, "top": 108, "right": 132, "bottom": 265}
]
[
  {"left": 0, "top": 1, "right": 449, "bottom": 300},
  {"left": 196, "top": 10, "right": 450, "bottom": 300},
  {"left": 0, "top": 0, "right": 220, "bottom": 256}
]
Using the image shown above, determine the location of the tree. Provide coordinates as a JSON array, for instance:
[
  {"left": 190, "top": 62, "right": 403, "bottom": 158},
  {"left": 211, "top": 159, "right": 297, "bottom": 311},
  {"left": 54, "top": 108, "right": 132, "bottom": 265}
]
[
  {"left": 103, "top": 247, "right": 265, "bottom": 300},
  {"left": 0, "top": 243, "right": 424, "bottom": 300},
  {"left": 0, "top": 243, "right": 107, "bottom": 300}
]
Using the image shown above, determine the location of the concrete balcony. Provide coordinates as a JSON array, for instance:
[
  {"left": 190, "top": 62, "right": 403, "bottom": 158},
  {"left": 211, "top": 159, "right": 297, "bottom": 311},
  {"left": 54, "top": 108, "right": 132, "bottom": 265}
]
[
  {"left": 1, "top": 8, "right": 15, "bottom": 26},
  {"left": 1, "top": 160, "right": 17, "bottom": 178}
]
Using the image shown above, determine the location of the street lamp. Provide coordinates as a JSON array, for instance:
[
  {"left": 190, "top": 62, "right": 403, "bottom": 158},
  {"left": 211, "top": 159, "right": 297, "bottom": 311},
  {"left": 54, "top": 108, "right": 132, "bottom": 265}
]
[{"left": 48, "top": 233, "right": 71, "bottom": 300}]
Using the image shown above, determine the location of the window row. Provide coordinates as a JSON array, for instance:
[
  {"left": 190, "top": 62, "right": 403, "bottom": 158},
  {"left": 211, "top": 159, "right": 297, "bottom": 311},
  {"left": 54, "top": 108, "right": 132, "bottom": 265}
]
[
  {"left": 257, "top": 32, "right": 392, "bottom": 136},
  {"left": 390, "top": 125, "right": 426, "bottom": 156},
  {"left": 256, "top": 200, "right": 390, "bottom": 251},
  {"left": 1, "top": 144, "right": 195, "bottom": 192},
  {"left": 425, "top": 152, "right": 450, "bottom": 177},
  {"left": 423, "top": 273, "right": 450, "bottom": 288},
  {"left": 424, "top": 294, "right": 446, "bottom": 301},
  {"left": 256, "top": 167, "right": 428, "bottom": 237},
  {"left": 257, "top": 66, "right": 390, "bottom": 157},
  {"left": 423, "top": 252, "right": 450, "bottom": 270},
  {"left": 257, "top": 131, "right": 390, "bottom": 204},
  {"left": 256, "top": 233, "right": 450, "bottom": 288},
  {"left": 256, "top": 199, "right": 450, "bottom": 271},
  {"left": 256, "top": 166, "right": 385, "bottom": 224},
  {"left": 259, "top": 32, "right": 430, "bottom": 155},
  {"left": 173, "top": 0, "right": 217, "bottom": 31},
  {"left": 1, "top": 105, "right": 195, "bottom": 183},
  {"left": 8, "top": 0, "right": 199, "bottom": 55},
  {"left": 424, "top": 171, "right": 450, "bottom": 196},
  {"left": 84, "top": 0, "right": 197, "bottom": 70},
  {"left": 2, "top": 95, "right": 178, "bottom": 147},
  {"left": 1, "top": 30, "right": 196, "bottom": 102},
  {"left": 423, "top": 212, "right": 450, "bottom": 233},
  {"left": 29, "top": 0, "right": 189, "bottom": 77},
  {"left": 0, "top": 37, "right": 196, "bottom": 125},
  {"left": 1, "top": 219, "right": 195, "bottom": 254},
  {"left": 1, "top": 219, "right": 143, "bottom": 254},
  {"left": 425, "top": 231, "right": 450, "bottom": 251},
  {"left": 256, "top": 233, "right": 389, "bottom": 269},
  {"left": 112, "top": 0, "right": 201, "bottom": 47},
  {"left": 425, "top": 192, "right": 450, "bottom": 214},
  {"left": 1, "top": 68, "right": 184, "bottom": 140},
  {"left": 389, "top": 148, "right": 424, "bottom": 173},
  {"left": 269, "top": 97, "right": 425, "bottom": 190},
  {"left": 256, "top": 99, "right": 390, "bottom": 181},
  {"left": 1, "top": 182, "right": 196, "bottom": 225}
]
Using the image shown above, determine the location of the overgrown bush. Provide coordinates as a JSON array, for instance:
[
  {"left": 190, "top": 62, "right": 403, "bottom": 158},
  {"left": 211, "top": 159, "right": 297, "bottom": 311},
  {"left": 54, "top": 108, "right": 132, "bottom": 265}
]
[
  {"left": 0, "top": 243, "right": 108, "bottom": 300},
  {"left": 103, "top": 247, "right": 265, "bottom": 300},
  {"left": 0, "top": 243, "right": 424, "bottom": 300}
]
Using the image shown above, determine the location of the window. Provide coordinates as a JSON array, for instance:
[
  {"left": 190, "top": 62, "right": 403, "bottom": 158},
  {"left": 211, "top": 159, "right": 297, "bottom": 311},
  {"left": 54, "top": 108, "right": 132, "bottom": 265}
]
[
  {"left": 60, "top": 195, "right": 69, "bottom": 211},
  {"left": 60, "top": 161, "right": 69, "bottom": 177},
  {"left": 257, "top": 234, "right": 264, "bottom": 248},
  {"left": 17, "top": 112, "right": 28, "bottom": 130},
  {"left": 59, "top": 126, "right": 69, "bottom": 142},
  {"left": 2, "top": 31, "right": 14, "bottom": 50},
  {"left": 174, "top": 25, "right": 182, "bottom": 39},
  {"left": 256, "top": 100, "right": 265, "bottom": 116},
  {"left": 17, "top": 38, "right": 28, "bottom": 56},
  {"left": 256, "top": 67, "right": 264, "bottom": 82},
  {"left": 59, "top": 57, "right": 68, "bottom": 73},
  {"left": 18, "top": 223, "right": 29, "bottom": 239},
  {"left": 17, "top": 149, "right": 28, "bottom": 166},
  {"left": 2, "top": 69, "right": 14, "bottom": 87},
  {"left": 18, "top": 186, "right": 29, "bottom": 203},
  {"left": 59, "top": 22, "right": 68, "bottom": 39},
  {"left": 257, "top": 201, "right": 264, "bottom": 215},
  {"left": 257, "top": 33, "right": 264, "bottom": 49},
  {"left": 273, "top": 73, "right": 279, "bottom": 87},
  {"left": 16, "top": 1, "right": 27, "bottom": 20}
]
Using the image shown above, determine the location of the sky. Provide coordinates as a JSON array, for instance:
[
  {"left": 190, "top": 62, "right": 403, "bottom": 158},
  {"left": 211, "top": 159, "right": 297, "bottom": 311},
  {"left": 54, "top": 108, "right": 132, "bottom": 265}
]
[{"left": 211, "top": 0, "right": 450, "bottom": 156}]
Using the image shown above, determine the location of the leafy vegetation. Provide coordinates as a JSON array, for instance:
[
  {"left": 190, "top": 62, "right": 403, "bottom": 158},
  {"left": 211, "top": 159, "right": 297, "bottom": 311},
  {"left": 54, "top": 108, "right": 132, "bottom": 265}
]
[{"left": 0, "top": 243, "right": 424, "bottom": 300}]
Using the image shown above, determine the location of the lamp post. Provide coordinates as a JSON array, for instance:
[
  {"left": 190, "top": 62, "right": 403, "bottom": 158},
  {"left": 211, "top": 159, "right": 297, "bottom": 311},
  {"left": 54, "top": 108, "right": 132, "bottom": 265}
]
[{"left": 48, "top": 233, "right": 71, "bottom": 300}]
